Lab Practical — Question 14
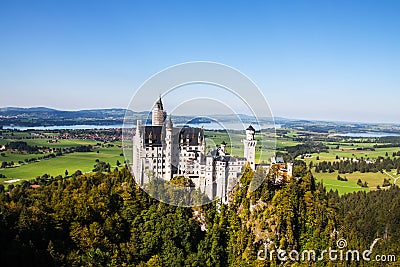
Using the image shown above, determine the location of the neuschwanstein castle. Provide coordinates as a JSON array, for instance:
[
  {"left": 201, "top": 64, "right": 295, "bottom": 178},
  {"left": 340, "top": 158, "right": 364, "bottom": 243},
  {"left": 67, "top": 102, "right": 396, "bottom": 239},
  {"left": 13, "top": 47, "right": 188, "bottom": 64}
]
[{"left": 132, "top": 97, "right": 277, "bottom": 203}]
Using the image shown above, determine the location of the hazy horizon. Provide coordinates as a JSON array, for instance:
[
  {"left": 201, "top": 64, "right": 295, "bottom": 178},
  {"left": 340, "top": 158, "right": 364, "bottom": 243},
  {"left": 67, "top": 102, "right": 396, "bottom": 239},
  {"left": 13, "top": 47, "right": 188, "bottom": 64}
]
[{"left": 1, "top": 104, "right": 399, "bottom": 125}]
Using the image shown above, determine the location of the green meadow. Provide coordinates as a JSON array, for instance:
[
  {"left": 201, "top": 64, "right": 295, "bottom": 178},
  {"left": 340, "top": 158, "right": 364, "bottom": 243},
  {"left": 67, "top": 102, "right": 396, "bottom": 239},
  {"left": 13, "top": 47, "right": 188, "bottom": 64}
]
[
  {"left": 298, "top": 139, "right": 400, "bottom": 194},
  {"left": 300, "top": 143, "right": 400, "bottom": 163},
  {"left": 0, "top": 138, "right": 124, "bottom": 182},
  {"left": 1, "top": 148, "right": 124, "bottom": 180},
  {"left": 311, "top": 166, "right": 399, "bottom": 195}
]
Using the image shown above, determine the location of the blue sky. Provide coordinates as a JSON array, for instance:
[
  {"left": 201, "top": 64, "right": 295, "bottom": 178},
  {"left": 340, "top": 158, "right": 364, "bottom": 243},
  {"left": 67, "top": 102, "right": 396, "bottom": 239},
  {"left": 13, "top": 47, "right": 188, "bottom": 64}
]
[{"left": 0, "top": 0, "right": 399, "bottom": 123}]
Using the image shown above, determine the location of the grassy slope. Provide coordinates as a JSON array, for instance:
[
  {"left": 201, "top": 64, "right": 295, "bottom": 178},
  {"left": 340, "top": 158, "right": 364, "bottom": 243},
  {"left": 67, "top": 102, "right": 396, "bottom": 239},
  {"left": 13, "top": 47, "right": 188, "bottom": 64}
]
[{"left": 312, "top": 166, "right": 399, "bottom": 195}]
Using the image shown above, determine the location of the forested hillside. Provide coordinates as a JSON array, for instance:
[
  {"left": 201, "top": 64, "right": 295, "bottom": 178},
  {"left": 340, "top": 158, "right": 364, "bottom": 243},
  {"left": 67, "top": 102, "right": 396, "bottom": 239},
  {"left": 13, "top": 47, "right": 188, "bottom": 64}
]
[{"left": 0, "top": 166, "right": 398, "bottom": 266}]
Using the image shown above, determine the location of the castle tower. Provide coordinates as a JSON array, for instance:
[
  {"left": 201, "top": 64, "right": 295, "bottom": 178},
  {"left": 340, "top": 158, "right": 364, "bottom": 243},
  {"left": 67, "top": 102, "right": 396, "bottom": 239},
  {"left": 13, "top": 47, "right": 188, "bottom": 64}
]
[
  {"left": 133, "top": 120, "right": 144, "bottom": 185},
  {"left": 164, "top": 117, "right": 173, "bottom": 180},
  {"left": 200, "top": 127, "right": 205, "bottom": 154},
  {"left": 152, "top": 96, "right": 166, "bottom": 126},
  {"left": 242, "top": 125, "right": 257, "bottom": 170}
]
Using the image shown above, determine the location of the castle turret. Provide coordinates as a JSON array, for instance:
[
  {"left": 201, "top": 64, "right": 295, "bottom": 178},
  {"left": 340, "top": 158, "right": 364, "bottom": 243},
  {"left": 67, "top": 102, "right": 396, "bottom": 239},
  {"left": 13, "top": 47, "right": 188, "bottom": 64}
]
[
  {"left": 200, "top": 127, "right": 206, "bottom": 154},
  {"left": 136, "top": 119, "right": 142, "bottom": 137},
  {"left": 198, "top": 130, "right": 202, "bottom": 144},
  {"left": 164, "top": 117, "right": 173, "bottom": 180},
  {"left": 152, "top": 96, "right": 166, "bottom": 126},
  {"left": 246, "top": 124, "right": 255, "bottom": 140},
  {"left": 242, "top": 125, "right": 257, "bottom": 170},
  {"left": 166, "top": 116, "right": 173, "bottom": 129},
  {"left": 220, "top": 141, "right": 226, "bottom": 154}
]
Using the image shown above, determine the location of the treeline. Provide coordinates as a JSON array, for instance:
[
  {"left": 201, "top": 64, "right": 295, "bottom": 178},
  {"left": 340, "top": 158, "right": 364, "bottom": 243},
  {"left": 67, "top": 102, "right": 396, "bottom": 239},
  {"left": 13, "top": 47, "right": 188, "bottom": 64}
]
[
  {"left": 283, "top": 141, "right": 329, "bottom": 158},
  {"left": 0, "top": 128, "right": 122, "bottom": 142},
  {"left": 314, "top": 157, "right": 400, "bottom": 174},
  {"left": 377, "top": 136, "right": 400, "bottom": 144},
  {"left": 5, "top": 141, "right": 38, "bottom": 153},
  {"left": 372, "top": 136, "right": 400, "bottom": 148},
  {"left": 0, "top": 169, "right": 206, "bottom": 266},
  {"left": 334, "top": 186, "right": 400, "bottom": 258},
  {"left": 2, "top": 142, "right": 92, "bottom": 155},
  {"left": 374, "top": 144, "right": 400, "bottom": 148}
]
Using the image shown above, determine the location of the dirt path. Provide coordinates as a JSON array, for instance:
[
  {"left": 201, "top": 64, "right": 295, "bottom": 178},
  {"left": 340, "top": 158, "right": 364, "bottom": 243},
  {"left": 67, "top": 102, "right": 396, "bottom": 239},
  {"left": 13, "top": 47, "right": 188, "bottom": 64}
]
[{"left": 383, "top": 171, "right": 400, "bottom": 185}]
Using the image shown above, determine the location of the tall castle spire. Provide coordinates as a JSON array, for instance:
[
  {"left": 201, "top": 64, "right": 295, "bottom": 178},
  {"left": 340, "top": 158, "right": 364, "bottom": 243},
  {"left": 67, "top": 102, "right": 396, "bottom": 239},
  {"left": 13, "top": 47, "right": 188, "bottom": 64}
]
[{"left": 152, "top": 96, "right": 167, "bottom": 126}]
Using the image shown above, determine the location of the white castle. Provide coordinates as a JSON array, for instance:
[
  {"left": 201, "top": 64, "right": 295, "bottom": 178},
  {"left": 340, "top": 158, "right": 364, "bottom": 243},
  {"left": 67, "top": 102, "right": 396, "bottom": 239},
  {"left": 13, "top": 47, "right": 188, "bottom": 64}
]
[{"left": 132, "top": 97, "right": 259, "bottom": 203}]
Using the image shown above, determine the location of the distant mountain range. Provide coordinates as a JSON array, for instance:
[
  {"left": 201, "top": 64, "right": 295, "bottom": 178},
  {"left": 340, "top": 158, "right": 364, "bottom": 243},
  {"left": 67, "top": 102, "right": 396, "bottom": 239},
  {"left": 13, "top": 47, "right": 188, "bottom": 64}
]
[
  {"left": 1, "top": 107, "right": 400, "bottom": 135},
  {"left": 0, "top": 107, "right": 133, "bottom": 127},
  {"left": 0, "top": 107, "right": 284, "bottom": 127}
]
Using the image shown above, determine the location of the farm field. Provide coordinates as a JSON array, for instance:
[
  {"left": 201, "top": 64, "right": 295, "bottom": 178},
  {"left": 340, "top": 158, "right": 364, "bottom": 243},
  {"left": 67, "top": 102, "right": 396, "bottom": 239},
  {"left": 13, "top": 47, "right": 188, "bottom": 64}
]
[
  {"left": 0, "top": 138, "right": 124, "bottom": 183},
  {"left": 0, "top": 148, "right": 124, "bottom": 182},
  {"left": 284, "top": 130, "right": 400, "bottom": 194},
  {"left": 317, "top": 177, "right": 369, "bottom": 194},
  {"left": 300, "top": 147, "right": 400, "bottom": 163},
  {"left": 312, "top": 170, "right": 396, "bottom": 195}
]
